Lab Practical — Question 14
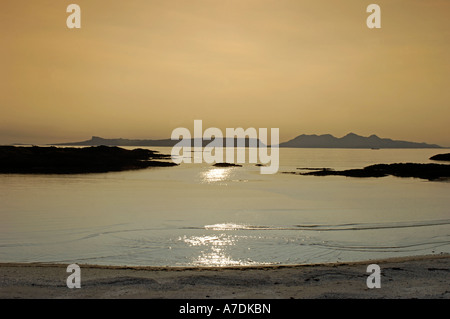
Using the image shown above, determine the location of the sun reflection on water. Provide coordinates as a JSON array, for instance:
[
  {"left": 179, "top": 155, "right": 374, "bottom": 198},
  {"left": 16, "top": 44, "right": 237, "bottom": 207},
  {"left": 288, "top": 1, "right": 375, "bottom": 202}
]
[
  {"left": 205, "top": 223, "right": 250, "bottom": 230},
  {"left": 183, "top": 234, "right": 236, "bottom": 247},
  {"left": 201, "top": 168, "right": 231, "bottom": 183},
  {"left": 180, "top": 233, "right": 265, "bottom": 267}
]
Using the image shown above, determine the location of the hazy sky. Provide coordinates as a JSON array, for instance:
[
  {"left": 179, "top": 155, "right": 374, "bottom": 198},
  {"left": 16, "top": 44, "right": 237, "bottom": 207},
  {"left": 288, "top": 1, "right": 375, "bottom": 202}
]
[{"left": 1, "top": 0, "right": 449, "bottom": 145}]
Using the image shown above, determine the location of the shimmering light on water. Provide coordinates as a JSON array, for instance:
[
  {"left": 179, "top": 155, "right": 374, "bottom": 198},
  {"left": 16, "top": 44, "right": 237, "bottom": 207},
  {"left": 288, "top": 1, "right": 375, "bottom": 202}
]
[
  {"left": 182, "top": 234, "right": 239, "bottom": 266},
  {"left": 181, "top": 233, "right": 272, "bottom": 266},
  {"left": 202, "top": 168, "right": 232, "bottom": 183}
]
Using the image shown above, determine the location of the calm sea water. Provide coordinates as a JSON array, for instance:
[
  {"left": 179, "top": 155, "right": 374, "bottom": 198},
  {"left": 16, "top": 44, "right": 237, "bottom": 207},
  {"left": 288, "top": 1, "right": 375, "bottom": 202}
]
[{"left": 0, "top": 147, "right": 449, "bottom": 267}]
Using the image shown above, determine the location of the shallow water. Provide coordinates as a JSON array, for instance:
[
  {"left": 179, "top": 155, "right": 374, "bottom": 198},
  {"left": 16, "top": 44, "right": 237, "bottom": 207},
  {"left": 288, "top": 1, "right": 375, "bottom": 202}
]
[{"left": 0, "top": 147, "right": 449, "bottom": 266}]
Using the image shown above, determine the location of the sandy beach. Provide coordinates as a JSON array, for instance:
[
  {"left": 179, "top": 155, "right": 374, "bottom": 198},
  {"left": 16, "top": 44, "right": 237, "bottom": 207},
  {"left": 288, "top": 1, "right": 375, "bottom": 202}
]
[{"left": 1, "top": 254, "right": 449, "bottom": 299}]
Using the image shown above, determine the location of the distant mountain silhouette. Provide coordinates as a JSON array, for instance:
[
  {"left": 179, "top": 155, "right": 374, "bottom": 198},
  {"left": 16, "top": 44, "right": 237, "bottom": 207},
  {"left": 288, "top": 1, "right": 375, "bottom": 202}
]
[
  {"left": 55, "top": 136, "right": 176, "bottom": 147},
  {"left": 279, "top": 133, "right": 441, "bottom": 149},
  {"left": 53, "top": 134, "right": 441, "bottom": 149},
  {"left": 54, "top": 136, "right": 264, "bottom": 147}
]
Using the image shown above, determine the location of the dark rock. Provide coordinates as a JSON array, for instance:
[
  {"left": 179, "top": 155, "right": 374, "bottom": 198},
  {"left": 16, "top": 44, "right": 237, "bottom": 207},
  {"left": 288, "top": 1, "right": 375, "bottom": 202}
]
[
  {"left": 430, "top": 153, "right": 450, "bottom": 162},
  {"left": 298, "top": 163, "right": 450, "bottom": 181},
  {"left": 0, "top": 145, "right": 177, "bottom": 174},
  {"left": 213, "top": 163, "right": 242, "bottom": 168}
]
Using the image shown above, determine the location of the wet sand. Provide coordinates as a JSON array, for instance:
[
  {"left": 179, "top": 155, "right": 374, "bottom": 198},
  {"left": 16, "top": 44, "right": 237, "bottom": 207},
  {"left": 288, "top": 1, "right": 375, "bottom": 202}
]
[{"left": 1, "top": 254, "right": 449, "bottom": 299}]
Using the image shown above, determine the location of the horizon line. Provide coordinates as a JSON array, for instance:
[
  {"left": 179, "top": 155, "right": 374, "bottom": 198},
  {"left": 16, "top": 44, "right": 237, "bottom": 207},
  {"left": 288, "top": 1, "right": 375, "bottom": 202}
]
[{"left": 3, "top": 131, "right": 448, "bottom": 149}]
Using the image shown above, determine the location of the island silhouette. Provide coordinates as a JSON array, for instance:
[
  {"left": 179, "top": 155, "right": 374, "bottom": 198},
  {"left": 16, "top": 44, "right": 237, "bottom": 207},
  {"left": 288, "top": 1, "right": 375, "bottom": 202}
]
[
  {"left": 51, "top": 133, "right": 442, "bottom": 149},
  {"left": 53, "top": 136, "right": 264, "bottom": 148},
  {"left": 278, "top": 133, "right": 441, "bottom": 148}
]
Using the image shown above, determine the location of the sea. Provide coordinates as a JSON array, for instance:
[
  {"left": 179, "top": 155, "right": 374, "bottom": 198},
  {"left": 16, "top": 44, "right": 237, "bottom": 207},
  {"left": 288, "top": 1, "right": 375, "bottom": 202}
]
[{"left": 0, "top": 147, "right": 449, "bottom": 267}]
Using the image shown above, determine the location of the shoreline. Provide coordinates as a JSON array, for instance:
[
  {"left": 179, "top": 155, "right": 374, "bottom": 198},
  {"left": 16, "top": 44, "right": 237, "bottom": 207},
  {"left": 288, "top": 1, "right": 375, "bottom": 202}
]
[
  {"left": 1, "top": 253, "right": 449, "bottom": 271},
  {"left": 1, "top": 254, "right": 449, "bottom": 299}
]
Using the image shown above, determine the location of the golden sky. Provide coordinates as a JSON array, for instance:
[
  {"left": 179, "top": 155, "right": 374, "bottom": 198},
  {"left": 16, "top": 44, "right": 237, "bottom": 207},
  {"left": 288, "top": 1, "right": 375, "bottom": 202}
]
[{"left": 1, "top": 0, "right": 449, "bottom": 145}]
